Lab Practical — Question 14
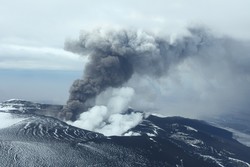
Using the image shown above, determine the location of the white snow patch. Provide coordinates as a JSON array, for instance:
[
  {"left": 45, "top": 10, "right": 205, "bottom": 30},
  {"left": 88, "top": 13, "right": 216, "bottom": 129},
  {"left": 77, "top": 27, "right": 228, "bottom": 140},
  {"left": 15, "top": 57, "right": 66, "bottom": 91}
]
[
  {"left": 199, "top": 154, "right": 225, "bottom": 167},
  {"left": 0, "top": 100, "right": 26, "bottom": 113},
  {"left": 0, "top": 112, "right": 25, "bottom": 129},
  {"left": 151, "top": 123, "right": 164, "bottom": 134},
  {"left": 150, "top": 113, "right": 167, "bottom": 118},
  {"left": 170, "top": 132, "right": 204, "bottom": 148},
  {"left": 124, "top": 131, "right": 141, "bottom": 136},
  {"left": 0, "top": 106, "right": 17, "bottom": 112},
  {"left": 229, "top": 157, "right": 250, "bottom": 167},
  {"left": 153, "top": 129, "right": 158, "bottom": 135},
  {"left": 147, "top": 133, "right": 156, "bottom": 137},
  {"left": 5, "top": 99, "right": 24, "bottom": 102},
  {"left": 184, "top": 125, "right": 198, "bottom": 132},
  {"left": 152, "top": 124, "right": 163, "bottom": 130},
  {"left": 149, "top": 138, "right": 157, "bottom": 142}
]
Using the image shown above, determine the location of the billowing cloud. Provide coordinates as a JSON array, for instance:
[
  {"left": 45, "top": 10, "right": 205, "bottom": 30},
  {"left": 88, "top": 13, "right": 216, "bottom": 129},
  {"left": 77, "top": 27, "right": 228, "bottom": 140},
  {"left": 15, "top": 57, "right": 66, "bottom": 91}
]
[
  {"left": 61, "top": 28, "right": 210, "bottom": 120},
  {"left": 63, "top": 27, "right": 250, "bottom": 124},
  {"left": 68, "top": 87, "right": 143, "bottom": 136}
]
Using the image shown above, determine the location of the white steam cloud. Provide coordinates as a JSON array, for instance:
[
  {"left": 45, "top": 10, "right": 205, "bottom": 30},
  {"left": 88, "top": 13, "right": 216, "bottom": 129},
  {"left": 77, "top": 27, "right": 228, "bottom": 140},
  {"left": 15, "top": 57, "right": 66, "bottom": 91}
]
[{"left": 68, "top": 87, "right": 144, "bottom": 136}]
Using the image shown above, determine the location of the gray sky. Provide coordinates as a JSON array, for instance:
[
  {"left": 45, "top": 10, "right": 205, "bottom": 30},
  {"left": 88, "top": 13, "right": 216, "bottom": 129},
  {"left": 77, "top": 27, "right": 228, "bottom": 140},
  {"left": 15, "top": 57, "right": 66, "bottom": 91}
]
[
  {"left": 1, "top": 0, "right": 250, "bottom": 118},
  {"left": 1, "top": 0, "right": 250, "bottom": 70}
]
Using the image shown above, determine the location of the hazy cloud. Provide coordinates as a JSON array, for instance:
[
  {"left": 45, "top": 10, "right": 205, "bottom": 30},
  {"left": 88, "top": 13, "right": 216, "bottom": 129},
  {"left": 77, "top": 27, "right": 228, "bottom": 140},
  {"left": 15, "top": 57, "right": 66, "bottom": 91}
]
[
  {"left": 0, "top": 44, "right": 87, "bottom": 70},
  {"left": 124, "top": 37, "right": 250, "bottom": 118},
  {"left": 1, "top": 0, "right": 250, "bottom": 48}
]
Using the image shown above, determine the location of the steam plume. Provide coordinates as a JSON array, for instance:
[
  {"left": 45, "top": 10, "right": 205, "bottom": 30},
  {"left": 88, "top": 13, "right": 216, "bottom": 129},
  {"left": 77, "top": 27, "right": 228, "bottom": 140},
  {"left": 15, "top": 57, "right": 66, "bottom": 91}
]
[{"left": 61, "top": 28, "right": 210, "bottom": 120}]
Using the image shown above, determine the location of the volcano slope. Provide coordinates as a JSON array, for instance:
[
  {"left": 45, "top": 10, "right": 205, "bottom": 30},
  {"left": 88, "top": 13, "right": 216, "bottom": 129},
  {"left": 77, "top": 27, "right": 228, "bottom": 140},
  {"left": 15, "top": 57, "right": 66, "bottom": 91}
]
[{"left": 0, "top": 100, "right": 250, "bottom": 167}]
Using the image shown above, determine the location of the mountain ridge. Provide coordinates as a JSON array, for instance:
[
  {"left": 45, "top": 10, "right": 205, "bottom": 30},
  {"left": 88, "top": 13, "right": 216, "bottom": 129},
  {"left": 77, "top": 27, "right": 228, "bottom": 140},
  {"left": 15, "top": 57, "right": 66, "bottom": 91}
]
[{"left": 0, "top": 99, "right": 250, "bottom": 167}]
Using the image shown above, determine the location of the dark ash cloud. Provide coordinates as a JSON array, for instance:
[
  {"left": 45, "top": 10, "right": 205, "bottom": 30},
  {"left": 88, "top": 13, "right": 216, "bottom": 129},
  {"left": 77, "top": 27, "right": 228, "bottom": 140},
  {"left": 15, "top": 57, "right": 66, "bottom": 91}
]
[{"left": 60, "top": 28, "right": 211, "bottom": 120}]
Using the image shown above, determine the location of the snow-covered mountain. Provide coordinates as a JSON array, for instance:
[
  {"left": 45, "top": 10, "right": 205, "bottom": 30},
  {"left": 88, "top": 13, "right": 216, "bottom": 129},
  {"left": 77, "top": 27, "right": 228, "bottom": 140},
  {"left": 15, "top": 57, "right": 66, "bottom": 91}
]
[
  {"left": 0, "top": 99, "right": 250, "bottom": 167},
  {"left": 0, "top": 99, "right": 63, "bottom": 119}
]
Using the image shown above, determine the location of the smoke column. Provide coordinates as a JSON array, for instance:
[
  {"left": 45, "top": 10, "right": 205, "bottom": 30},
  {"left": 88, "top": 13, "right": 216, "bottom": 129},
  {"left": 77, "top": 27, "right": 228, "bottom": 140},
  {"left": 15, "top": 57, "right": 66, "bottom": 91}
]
[{"left": 61, "top": 28, "right": 210, "bottom": 121}]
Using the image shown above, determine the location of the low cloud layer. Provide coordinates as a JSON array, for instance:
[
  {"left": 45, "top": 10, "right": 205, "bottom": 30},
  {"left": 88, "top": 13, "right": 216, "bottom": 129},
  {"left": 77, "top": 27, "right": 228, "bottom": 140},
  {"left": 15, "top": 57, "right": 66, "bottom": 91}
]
[{"left": 0, "top": 44, "right": 86, "bottom": 70}]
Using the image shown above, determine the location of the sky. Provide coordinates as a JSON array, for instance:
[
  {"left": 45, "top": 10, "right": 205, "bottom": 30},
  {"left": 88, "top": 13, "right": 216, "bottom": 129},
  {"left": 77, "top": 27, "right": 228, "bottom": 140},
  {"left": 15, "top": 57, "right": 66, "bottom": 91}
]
[{"left": 1, "top": 0, "right": 250, "bottom": 118}]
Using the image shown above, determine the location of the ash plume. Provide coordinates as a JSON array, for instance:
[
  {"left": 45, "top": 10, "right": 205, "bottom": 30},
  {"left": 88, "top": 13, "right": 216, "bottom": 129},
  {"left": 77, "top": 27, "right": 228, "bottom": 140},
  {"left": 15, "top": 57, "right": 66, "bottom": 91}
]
[{"left": 61, "top": 28, "right": 210, "bottom": 120}]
